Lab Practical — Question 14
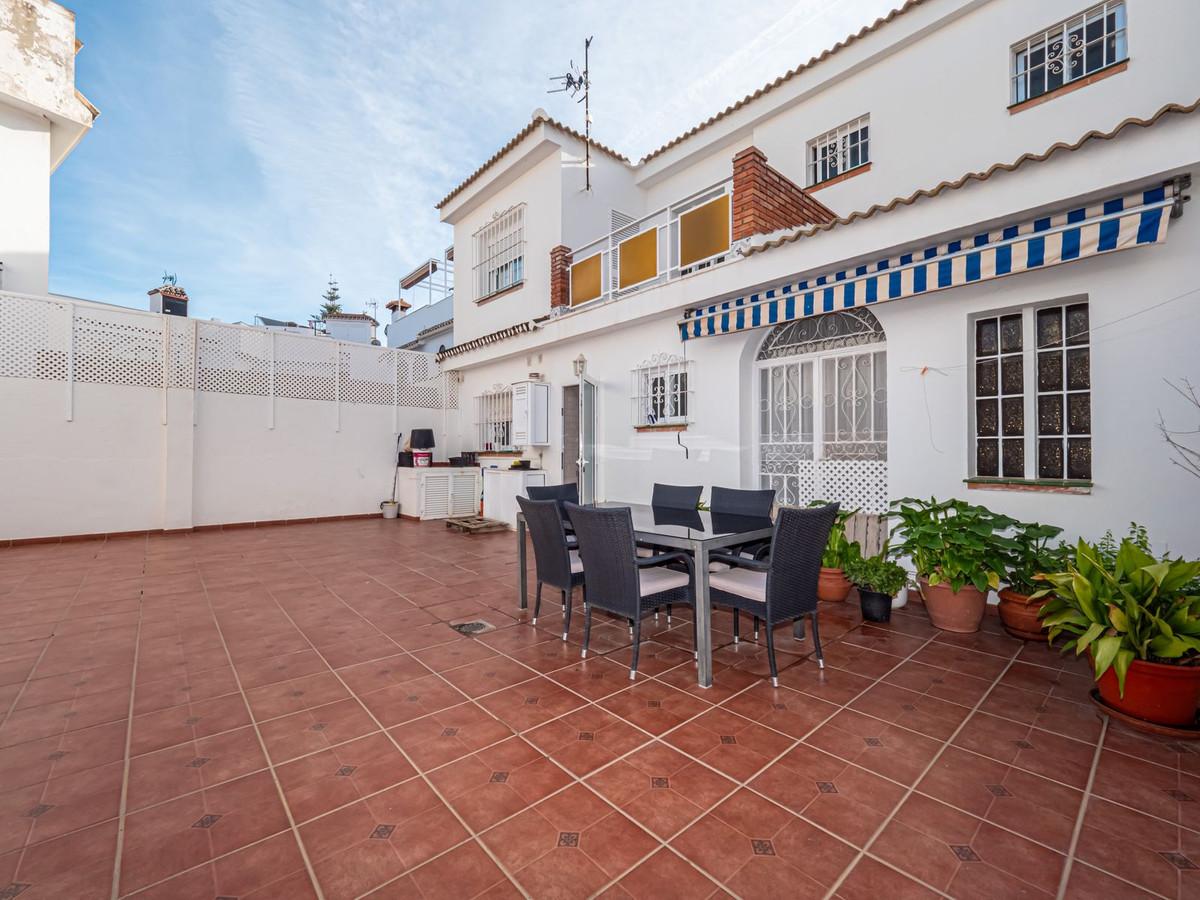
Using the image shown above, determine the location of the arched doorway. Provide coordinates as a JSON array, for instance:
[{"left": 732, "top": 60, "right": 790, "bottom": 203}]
[{"left": 755, "top": 308, "right": 888, "bottom": 513}]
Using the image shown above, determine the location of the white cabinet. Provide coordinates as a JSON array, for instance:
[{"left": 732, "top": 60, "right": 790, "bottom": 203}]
[
  {"left": 511, "top": 381, "right": 550, "bottom": 446},
  {"left": 483, "top": 469, "right": 547, "bottom": 528},
  {"left": 396, "top": 468, "right": 480, "bottom": 520}
]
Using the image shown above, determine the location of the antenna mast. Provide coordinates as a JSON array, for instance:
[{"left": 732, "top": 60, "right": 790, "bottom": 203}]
[{"left": 548, "top": 35, "right": 594, "bottom": 192}]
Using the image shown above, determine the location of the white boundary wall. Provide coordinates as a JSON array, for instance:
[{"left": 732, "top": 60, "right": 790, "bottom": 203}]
[{"left": 0, "top": 292, "right": 461, "bottom": 540}]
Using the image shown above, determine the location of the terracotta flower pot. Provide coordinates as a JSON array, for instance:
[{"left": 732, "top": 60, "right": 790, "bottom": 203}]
[
  {"left": 918, "top": 577, "right": 987, "bottom": 633},
  {"left": 997, "top": 588, "right": 1051, "bottom": 641},
  {"left": 818, "top": 567, "right": 852, "bottom": 602},
  {"left": 1097, "top": 658, "right": 1200, "bottom": 727}
]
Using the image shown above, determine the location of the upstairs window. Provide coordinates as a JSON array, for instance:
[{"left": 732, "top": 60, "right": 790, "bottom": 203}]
[
  {"left": 1011, "top": 2, "right": 1127, "bottom": 105},
  {"left": 473, "top": 205, "right": 525, "bottom": 301},
  {"left": 807, "top": 115, "right": 869, "bottom": 187},
  {"left": 972, "top": 300, "right": 1092, "bottom": 482}
]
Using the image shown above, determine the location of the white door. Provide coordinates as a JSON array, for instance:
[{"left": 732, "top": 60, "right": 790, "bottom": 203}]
[
  {"left": 578, "top": 374, "right": 598, "bottom": 504},
  {"left": 755, "top": 310, "right": 888, "bottom": 513}
]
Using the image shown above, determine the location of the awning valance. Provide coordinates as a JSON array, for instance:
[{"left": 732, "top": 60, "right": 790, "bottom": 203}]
[{"left": 680, "top": 185, "right": 1175, "bottom": 341}]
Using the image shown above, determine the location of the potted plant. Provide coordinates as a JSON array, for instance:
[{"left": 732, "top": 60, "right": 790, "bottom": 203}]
[
  {"left": 814, "top": 503, "right": 861, "bottom": 602},
  {"left": 1037, "top": 538, "right": 1200, "bottom": 728},
  {"left": 845, "top": 552, "right": 908, "bottom": 623},
  {"left": 887, "top": 497, "right": 1018, "bottom": 633},
  {"left": 998, "top": 520, "right": 1067, "bottom": 640}
]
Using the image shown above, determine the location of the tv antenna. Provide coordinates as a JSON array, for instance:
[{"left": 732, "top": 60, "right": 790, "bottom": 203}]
[{"left": 549, "top": 35, "right": 593, "bottom": 191}]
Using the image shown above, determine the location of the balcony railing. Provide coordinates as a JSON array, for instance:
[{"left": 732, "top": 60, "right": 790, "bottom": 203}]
[{"left": 567, "top": 178, "right": 734, "bottom": 308}]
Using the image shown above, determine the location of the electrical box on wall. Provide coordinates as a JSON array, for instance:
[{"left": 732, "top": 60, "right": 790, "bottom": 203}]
[{"left": 512, "top": 381, "right": 550, "bottom": 446}]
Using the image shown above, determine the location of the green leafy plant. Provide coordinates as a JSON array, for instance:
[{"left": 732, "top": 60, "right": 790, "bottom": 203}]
[
  {"left": 810, "top": 502, "right": 861, "bottom": 569},
  {"left": 845, "top": 553, "right": 908, "bottom": 596},
  {"left": 1096, "top": 522, "right": 1151, "bottom": 568},
  {"left": 1037, "top": 539, "right": 1200, "bottom": 695},
  {"left": 1004, "top": 520, "right": 1068, "bottom": 595},
  {"left": 887, "top": 497, "right": 1020, "bottom": 593}
]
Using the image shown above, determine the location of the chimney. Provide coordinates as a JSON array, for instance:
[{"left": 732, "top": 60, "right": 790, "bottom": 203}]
[
  {"left": 148, "top": 282, "right": 189, "bottom": 317},
  {"left": 385, "top": 297, "right": 412, "bottom": 318}
]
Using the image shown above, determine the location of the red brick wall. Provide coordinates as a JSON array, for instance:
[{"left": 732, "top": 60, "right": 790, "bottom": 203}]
[
  {"left": 732, "top": 146, "right": 836, "bottom": 241},
  {"left": 549, "top": 245, "right": 572, "bottom": 309}
]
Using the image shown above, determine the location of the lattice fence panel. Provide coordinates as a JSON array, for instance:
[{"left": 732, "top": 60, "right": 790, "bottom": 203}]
[
  {"left": 274, "top": 332, "right": 337, "bottom": 401},
  {"left": 1, "top": 295, "right": 457, "bottom": 415},
  {"left": 167, "top": 316, "right": 194, "bottom": 389},
  {"left": 341, "top": 344, "right": 396, "bottom": 406},
  {"left": 196, "top": 322, "right": 271, "bottom": 396},
  {"left": 398, "top": 350, "right": 447, "bottom": 409},
  {"left": 0, "top": 293, "right": 69, "bottom": 380},
  {"left": 74, "top": 307, "right": 164, "bottom": 388},
  {"left": 817, "top": 460, "right": 889, "bottom": 515}
]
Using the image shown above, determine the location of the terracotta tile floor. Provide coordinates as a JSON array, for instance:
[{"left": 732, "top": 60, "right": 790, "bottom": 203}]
[{"left": 0, "top": 519, "right": 1197, "bottom": 899}]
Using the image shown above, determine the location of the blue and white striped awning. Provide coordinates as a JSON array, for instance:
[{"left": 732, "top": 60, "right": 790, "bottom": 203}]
[{"left": 680, "top": 185, "right": 1175, "bottom": 341}]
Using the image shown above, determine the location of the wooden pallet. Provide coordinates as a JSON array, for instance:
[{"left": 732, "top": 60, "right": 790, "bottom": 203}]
[{"left": 445, "top": 516, "right": 509, "bottom": 534}]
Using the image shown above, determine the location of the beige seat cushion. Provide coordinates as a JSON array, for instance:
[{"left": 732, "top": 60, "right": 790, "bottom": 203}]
[
  {"left": 638, "top": 566, "right": 690, "bottom": 597},
  {"left": 569, "top": 550, "right": 584, "bottom": 573},
  {"left": 708, "top": 567, "right": 766, "bottom": 603},
  {"left": 708, "top": 551, "right": 756, "bottom": 573}
]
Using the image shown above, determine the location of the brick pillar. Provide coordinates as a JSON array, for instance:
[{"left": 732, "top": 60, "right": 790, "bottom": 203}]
[
  {"left": 549, "top": 244, "right": 572, "bottom": 309},
  {"left": 732, "top": 146, "right": 836, "bottom": 241}
]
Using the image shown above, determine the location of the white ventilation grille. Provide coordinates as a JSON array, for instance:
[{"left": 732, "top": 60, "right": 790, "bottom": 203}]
[{"left": 0, "top": 291, "right": 456, "bottom": 411}]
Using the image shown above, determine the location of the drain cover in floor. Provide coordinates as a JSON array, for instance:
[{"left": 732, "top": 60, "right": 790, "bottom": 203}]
[{"left": 449, "top": 620, "right": 494, "bottom": 635}]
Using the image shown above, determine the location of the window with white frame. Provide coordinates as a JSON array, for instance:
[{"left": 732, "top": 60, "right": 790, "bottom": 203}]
[
  {"left": 474, "top": 385, "right": 514, "bottom": 451},
  {"left": 1011, "top": 2, "right": 1127, "bottom": 105},
  {"left": 971, "top": 300, "right": 1091, "bottom": 481},
  {"left": 473, "top": 205, "right": 525, "bottom": 301},
  {"left": 631, "top": 354, "right": 692, "bottom": 427},
  {"left": 807, "top": 115, "right": 869, "bottom": 187}
]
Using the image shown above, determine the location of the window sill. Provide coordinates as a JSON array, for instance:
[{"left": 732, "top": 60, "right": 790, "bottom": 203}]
[
  {"left": 807, "top": 163, "right": 871, "bottom": 193},
  {"left": 965, "top": 477, "right": 1092, "bottom": 495},
  {"left": 475, "top": 281, "right": 524, "bottom": 306},
  {"left": 1008, "top": 60, "right": 1128, "bottom": 114},
  {"left": 634, "top": 423, "right": 689, "bottom": 433}
]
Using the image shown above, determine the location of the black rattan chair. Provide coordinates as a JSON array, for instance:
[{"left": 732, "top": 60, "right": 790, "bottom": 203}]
[
  {"left": 651, "top": 483, "right": 703, "bottom": 510},
  {"left": 527, "top": 483, "right": 579, "bottom": 507},
  {"left": 709, "top": 487, "right": 775, "bottom": 517},
  {"left": 566, "top": 503, "right": 696, "bottom": 679},
  {"left": 517, "top": 496, "right": 584, "bottom": 641},
  {"left": 708, "top": 503, "right": 838, "bottom": 686}
]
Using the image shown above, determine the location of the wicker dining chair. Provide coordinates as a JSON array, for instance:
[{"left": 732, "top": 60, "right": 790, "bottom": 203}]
[
  {"left": 565, "top": 503, "right": 696, "bottom": 679},
  {"left": 517, "top": 496, "right": 585, "bottom": 641},
  {"left": 527, "top": 483, "right": 579, "bottom": 507},
  {"left": 708, "top": 486, "right": 777, "bottom": 636},
  {"left": 708, "top": 503, "right": 839, "bottom": 686},
  {"left": 709, "top": 486, "right": 775, "bottom": 518},
  {"left": 651, "top": 483, "right": 703, "bottom": 510}
]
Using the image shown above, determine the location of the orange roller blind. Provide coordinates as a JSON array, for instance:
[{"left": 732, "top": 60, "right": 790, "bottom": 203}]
[
  {"left": 679, "top": 194, "right": 730, "bottom": 268},
  {"left": 570, "top": 253, "right": 602, "bottom": 305},
  {"left": 618, "top": 229, "right": 658, "bottom": 290}
]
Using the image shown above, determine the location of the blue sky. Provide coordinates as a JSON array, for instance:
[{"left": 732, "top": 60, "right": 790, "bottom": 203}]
[{"left": 52, "top": 0, "right": 895, "bottom": 323}]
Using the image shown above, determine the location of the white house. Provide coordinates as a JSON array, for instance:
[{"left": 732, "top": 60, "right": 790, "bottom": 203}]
[
  {"left": 322, "top": 311, "right": 379, "bottom": 344},
  {"left": 0, "top": 0, "right": 97, "bottom": 294},
  {"left": 385, "top": 249, "right": 456, "bottom": 353},
  {"left": 435, "top": 0, "right": 1200, "bottom": 555}
]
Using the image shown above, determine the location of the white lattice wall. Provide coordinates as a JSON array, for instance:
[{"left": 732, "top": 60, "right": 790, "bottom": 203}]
[{"left": 0, "top": 291, "right": 455, "bottom": 410}]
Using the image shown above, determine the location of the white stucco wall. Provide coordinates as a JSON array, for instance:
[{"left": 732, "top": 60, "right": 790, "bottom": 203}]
[
  {"left": 447, "top": 140, "right": 563, "bottom": 344},
  {"left": 0, "top": 103, "right": 51, "bottom": 294}
]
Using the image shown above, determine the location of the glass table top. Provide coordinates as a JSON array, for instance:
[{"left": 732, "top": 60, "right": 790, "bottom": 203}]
[{"left": 592, "top": 502, "right": 773, "bottom": 544}]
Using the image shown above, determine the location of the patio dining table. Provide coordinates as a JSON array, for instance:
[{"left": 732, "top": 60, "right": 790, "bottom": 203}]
[{"left": 516, "top": 501, "right": 774, "bottom": 688}]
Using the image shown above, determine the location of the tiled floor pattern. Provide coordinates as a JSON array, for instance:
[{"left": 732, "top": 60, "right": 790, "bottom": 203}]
[{"left": 0, "top": 518, "right": 1197, "bottom": 899}]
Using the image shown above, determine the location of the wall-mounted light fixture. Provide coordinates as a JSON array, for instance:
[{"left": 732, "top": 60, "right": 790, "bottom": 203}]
[{"left": 572, "top": 354, "right": 587, "bottom": 377}]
